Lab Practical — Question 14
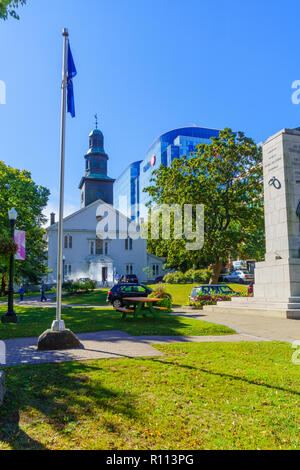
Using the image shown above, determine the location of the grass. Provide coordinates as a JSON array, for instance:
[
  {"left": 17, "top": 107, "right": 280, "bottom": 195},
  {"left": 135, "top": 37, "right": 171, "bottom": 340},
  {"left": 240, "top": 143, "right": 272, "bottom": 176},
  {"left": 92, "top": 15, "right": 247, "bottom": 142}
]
[
  {"left": 0, "top": 341, "right": 299, "bottom": 450},
  {"left": 61, "top": 289, "right": 108, "bottom": 306},
  {"left": 149, "top": 283, "right": 248, "bottom": 306},
  {"left": 59, "top": 284, "right": 248, "bottom": 308},
  {"left": 0, "top": 305, "right": 234, "bottom": 340}
]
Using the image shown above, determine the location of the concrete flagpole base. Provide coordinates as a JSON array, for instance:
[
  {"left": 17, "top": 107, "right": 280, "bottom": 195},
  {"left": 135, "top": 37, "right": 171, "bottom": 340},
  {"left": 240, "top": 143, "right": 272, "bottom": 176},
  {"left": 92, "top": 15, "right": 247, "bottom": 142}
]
[{"left": 37, "top": 327, "right": 81, "bottom": 351}]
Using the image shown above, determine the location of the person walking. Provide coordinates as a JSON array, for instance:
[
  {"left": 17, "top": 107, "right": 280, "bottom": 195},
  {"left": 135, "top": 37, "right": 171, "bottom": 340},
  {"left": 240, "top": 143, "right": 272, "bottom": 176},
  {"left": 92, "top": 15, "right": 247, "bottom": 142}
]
[
  {"left": 19, "top": 284, "right": 25, "bottom": 301},
  {"left": 40, "top": 282, "right": 47, "bottom": 302}
]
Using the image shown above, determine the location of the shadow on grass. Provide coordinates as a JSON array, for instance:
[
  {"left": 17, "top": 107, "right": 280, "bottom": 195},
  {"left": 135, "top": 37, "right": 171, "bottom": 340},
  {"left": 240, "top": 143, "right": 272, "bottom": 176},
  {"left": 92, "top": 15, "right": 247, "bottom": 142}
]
[
  {"left": 0, "top": 361, "right": 139, "bottom": 450},
  {"left": 150, "top": 357, "right": 300, "bottom": 397},
  {"left": 0, "top": 392, "right": 46, "bottom": 450}
]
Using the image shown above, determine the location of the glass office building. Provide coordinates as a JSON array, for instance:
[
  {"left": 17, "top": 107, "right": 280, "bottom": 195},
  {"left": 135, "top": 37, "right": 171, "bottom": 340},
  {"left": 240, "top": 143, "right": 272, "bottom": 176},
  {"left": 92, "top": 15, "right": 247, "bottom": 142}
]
[
  {"left": 114, "top": 126, "right": 219, "bottom": 219},
  {"left": 113, "top": 160, "right": 142, "bottom": 221},
  {"left": 139, "top": 127, "right": 219, "bottom": 208}
]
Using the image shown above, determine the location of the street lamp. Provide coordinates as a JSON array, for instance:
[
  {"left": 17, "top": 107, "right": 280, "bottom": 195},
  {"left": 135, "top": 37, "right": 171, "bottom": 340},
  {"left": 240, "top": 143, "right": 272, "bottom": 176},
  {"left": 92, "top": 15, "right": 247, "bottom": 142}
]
[{"left": 1, "top": 208, "right": 19, "bottom": 324}]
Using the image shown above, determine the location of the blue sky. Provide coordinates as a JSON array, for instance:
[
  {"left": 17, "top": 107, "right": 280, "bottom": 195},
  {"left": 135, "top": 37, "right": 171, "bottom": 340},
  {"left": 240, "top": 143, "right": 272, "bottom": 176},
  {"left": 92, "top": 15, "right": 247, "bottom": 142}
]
[{"left": 1, "top": 0, "right": 300, "bottom": 220}]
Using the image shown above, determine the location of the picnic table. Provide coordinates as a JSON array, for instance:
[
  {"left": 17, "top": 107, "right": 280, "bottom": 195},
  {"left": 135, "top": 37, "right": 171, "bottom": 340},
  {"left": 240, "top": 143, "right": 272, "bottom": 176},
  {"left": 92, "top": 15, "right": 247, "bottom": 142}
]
[{"left": 116, "top": 297, "right": 168, "bottom": 319}]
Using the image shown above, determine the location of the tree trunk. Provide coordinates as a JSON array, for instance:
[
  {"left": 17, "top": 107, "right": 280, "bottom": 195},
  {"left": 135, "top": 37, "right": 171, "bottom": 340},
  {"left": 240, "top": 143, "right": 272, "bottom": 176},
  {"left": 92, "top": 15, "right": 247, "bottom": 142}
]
[{"left": 210, "top": 259, "right": 223, "bottom": 284}]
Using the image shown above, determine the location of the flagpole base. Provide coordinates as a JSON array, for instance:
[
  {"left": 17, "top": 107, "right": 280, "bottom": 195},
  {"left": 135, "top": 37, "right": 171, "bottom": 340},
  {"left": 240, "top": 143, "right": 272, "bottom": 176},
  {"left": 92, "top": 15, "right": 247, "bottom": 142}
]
[
  {"left": 51, "top": 320, "right": 66, "bottom": 332},
  {"left": 37, "top": 329, "right": 81, "bottom": 351}
]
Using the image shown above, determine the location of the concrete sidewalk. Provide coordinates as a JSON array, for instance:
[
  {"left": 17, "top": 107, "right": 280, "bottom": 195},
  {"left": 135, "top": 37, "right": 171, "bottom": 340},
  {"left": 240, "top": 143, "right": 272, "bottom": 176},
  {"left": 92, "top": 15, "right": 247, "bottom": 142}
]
[
  {"left": 171, "top": 306, "right": 300, "bottom": 343},
  {"left": 1, "top": 331, "right": 264, "bottom": 368}
]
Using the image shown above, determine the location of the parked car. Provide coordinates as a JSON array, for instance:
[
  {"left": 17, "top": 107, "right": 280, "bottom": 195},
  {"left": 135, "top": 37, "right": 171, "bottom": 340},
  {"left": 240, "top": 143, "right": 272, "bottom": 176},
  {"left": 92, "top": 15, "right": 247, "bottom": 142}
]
[
  {"left": 78, "top": 277, "right": 92, "bottom": 283},
  {"left": 248, "top": 282, "right": 254, "bottom": 295},
  {"left": 222, "top": 270, "right": 254, "bottom": 284},
  {"left": 190, "top": 284, "right": 236, "bottom": 302},
  {"left": 119, "top": 274, "right": 139, "bottom": 284},
  {"left": 107, "top": 283, "right": 152, "bottom": 308}
]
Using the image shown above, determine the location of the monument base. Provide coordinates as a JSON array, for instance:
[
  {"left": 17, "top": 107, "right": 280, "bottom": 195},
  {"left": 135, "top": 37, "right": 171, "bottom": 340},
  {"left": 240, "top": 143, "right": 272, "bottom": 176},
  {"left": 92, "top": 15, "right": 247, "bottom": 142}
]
[
  {"left": 0, "top": 371, "right": 6, "bottom": 407},
  {"left": 203, "top": 297, "right": 300, "bottom": 319},
  {"left": 204, "top": 257, "right": 300, "bottom": 319},
  {"left": 37, "top": 329, "right": 82, "bottom": 351},
  {"left": 1, "top": 314, "right": 19, "bottom": 324}
]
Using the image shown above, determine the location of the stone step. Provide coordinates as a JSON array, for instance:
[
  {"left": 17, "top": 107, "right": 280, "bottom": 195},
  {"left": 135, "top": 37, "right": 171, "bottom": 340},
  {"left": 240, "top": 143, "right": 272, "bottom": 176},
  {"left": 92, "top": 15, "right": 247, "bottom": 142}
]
[
  {"left": 203, "top": 304, "right": 300, "bottom": 319},
  {"left": 230, "top": 299, "right": 300, "bottom": 309}
]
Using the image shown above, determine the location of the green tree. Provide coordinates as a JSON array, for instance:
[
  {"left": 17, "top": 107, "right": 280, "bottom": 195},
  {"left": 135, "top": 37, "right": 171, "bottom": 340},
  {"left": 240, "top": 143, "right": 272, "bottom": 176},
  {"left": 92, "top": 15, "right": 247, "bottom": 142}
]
[
  {"left": 145, "top": 128, "right": 264, "bottom": 283},
  {"left": 0, "top": 0, "right": 26, "bottom": 20},
  {"left": 0, "top": 161, "right": 50, "bottom": 287}
]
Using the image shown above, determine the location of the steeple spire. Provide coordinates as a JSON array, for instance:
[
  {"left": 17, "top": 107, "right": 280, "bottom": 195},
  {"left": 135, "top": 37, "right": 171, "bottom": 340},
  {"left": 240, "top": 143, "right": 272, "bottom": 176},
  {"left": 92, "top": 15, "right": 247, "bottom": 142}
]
[{"left": 94, "top": 113, "right": 98, "bottom": 129}]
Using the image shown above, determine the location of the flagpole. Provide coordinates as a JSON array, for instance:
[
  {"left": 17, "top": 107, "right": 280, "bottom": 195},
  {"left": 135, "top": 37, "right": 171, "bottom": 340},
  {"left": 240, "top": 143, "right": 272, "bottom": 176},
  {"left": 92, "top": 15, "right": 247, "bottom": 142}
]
[{"left": 52, "top": 28, "right": 69, "bottom": 332}]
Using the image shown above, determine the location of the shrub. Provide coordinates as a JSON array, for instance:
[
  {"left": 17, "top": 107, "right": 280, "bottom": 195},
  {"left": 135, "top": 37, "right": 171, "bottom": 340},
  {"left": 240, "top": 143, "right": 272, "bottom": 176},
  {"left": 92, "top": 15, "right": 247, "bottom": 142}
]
[
  {"left": 189, "top": 293, "right": 232, "bottom": 309},
  {"left": 163, "top": 272, "right": 185, "bottom": 284},
  {"left": 164, "top": 269, "right": 212, "bottom": 284},
  {"left": 62, "top": 280, "right": 96, "bottom": 294},
  {"left": 149, "top": 285, "right": 173, "bottom": 313}
]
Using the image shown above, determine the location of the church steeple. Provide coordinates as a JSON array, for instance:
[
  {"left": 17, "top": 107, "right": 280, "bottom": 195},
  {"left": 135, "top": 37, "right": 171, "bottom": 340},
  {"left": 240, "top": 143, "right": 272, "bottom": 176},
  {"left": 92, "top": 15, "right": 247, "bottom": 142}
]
[{"left": 79, "top": 117, "right": 115, "bottom": 208}]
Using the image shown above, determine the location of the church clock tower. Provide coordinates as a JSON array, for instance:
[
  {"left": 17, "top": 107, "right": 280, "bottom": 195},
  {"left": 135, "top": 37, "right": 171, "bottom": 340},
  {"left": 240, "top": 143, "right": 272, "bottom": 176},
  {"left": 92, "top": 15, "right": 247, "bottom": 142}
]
[{"left": 79, "top": 117, "right": 115, "bottom": 207}]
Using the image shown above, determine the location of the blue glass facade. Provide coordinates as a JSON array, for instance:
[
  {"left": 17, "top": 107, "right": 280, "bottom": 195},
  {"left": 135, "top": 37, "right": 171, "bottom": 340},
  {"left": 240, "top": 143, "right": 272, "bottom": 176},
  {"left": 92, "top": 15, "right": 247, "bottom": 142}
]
[
  {"left": 113, "top": 160, "right": 142, "bottom": 220},
  {"left": 114, "top": 126, "right": 219, "bottom": 219},
  {"left": 139, "top": 127, "right": 219, "bottom": 209}
]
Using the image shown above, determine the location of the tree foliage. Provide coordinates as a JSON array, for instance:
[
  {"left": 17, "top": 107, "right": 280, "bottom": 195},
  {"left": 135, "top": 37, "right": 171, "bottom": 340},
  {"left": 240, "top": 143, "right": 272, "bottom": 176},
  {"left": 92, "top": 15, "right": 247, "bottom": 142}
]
[
  {"left": 0, "top": 0, "right": 26, "bottom": 20},
  {"left": 144, "top": 128, "right": 264, "bottom": 283},
  {"left": 0, "top": 161, "right": 50, "bottom": 285}
]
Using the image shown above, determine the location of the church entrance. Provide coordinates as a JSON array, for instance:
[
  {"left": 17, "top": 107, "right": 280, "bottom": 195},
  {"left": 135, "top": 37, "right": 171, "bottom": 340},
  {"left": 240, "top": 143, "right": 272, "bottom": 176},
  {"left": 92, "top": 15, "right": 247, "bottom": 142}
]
[
  {"left": 102, "top": 267, "right": 108, "bottom": 283},
  {"left": 88, "top": 256, "right": 114, "bottom": 287}
]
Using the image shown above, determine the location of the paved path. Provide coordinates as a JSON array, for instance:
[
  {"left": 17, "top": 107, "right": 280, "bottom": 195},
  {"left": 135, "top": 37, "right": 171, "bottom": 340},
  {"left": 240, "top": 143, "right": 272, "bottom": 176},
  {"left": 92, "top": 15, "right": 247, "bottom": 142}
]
[
  {"left": 0, "top": 295, "right": 113, "bottom": 309},
  {"left": 172, "top": 307, "right": 300, "bottom": 343},
  {"left": 0, "top": 331, "right": 264, "bottom": 367}
]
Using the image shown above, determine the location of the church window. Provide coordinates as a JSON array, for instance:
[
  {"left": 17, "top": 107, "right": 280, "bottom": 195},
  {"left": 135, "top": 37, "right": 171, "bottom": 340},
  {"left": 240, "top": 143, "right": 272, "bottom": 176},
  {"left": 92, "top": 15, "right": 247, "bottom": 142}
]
[
  {"left": 64, "top": 264, "right": 72, "bottom": 277},
  {"left": 126, "top": 264, "right": 133, "bottom": 275},
  {"left": 90, "top": 241, "right": 94, "bottom": 255},
  {"left": 105, "top": 242, "right": 108, "bottom": 255},
  {"left": 152, "top": 265, "right": 159, "bottom": 276},
  {"left": 125, "top": 238, "right": 133, "bottom": 250},
  {"left": 64, "top": 235, "right": 72, "bottom": 249},
  {"left": 92, "top": 160, "right": 98, "bottom": 169},
  {"left": 96, "top": 239, "right": 103, "bottom": 255}
]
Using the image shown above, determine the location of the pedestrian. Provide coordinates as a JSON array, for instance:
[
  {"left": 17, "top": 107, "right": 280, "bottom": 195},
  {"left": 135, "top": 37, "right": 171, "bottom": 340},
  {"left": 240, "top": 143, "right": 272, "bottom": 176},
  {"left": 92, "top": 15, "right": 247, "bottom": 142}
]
[
  {"left": 19, "top": 284, "right": 25, "bottom": 301},
  {"left": 40, "top": 282, "right": 47, "bottom": 302}
]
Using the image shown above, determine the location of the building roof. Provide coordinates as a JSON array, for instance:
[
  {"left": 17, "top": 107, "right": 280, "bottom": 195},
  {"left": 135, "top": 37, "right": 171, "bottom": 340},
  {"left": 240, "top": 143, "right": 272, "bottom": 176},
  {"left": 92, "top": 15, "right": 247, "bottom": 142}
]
[{"left": 146, "top": 126, "right": 220, "bottom": 156}]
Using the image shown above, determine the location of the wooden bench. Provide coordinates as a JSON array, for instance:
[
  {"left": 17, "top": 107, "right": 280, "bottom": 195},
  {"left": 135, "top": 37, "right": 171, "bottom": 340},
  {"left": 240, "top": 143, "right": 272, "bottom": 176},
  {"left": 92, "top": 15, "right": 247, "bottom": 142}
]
[
  {"left": 154, "top": 306, "right": 168, "bottom": 311},
  {"left": 116, "top": 307, "right": 135, "bottom": 314}
]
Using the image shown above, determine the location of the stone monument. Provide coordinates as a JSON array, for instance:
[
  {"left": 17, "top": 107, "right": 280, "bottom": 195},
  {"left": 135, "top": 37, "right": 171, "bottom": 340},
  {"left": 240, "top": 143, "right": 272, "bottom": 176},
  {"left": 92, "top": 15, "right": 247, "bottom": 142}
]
[{"left": 204, "top": 128, "right": 300, "bottom": 318}]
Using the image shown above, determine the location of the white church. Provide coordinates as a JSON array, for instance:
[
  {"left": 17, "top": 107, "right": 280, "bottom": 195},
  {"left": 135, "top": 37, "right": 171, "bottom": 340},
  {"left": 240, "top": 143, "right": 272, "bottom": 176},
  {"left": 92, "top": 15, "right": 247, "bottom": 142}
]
[{"left": 46, "top": 124, "right": 165, "bottom": 286}]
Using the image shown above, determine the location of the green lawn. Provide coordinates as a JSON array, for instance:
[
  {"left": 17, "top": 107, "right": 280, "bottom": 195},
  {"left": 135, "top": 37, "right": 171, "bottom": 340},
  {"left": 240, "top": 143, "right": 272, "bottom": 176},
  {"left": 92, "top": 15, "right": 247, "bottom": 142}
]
[
  {"left": 0, "top": 341, "right": 298, "bottom": 450},
  {"left": 0, "top": 305, "right": 234, "bottom": 340},
  {"left": 149, "top": 283, "right": 248, "bottom": 306},
  {"left": 59, "top": 284, "right": 248, "bottom": 308},
  {"left": 61, "top": 289, "right": 108, "bottom": 306}
]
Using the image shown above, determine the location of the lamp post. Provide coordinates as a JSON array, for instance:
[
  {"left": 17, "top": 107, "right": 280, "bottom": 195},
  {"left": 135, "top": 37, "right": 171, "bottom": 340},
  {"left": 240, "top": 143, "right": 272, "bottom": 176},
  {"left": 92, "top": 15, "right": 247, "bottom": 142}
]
[{"left": 1, "top": 208, "right": 19, "bottom": 324}]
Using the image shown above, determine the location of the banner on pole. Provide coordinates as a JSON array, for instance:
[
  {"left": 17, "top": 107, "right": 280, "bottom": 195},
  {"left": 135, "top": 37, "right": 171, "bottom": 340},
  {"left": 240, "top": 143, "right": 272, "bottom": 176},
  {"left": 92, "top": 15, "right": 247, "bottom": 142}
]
[{"left": 14, "top": 230, "right": 26, "bottom": 260}]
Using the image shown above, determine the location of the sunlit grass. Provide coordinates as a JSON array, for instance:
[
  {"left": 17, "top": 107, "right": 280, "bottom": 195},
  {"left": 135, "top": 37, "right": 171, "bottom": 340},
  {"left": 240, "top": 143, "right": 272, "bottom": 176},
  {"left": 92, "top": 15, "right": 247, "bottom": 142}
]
[
  {"left": 0, "top": 341, "right": 298, "bottom": 450},
  {"left": 0, "top": 305, "right": 234, "bottom": 340}
]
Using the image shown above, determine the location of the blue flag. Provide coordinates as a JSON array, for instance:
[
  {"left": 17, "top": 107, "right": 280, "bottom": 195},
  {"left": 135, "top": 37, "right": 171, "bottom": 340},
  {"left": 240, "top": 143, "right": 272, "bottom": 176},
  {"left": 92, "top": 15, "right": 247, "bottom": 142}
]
[{"left": 67, "top": 41, "right": 77, "bottom": 118}]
